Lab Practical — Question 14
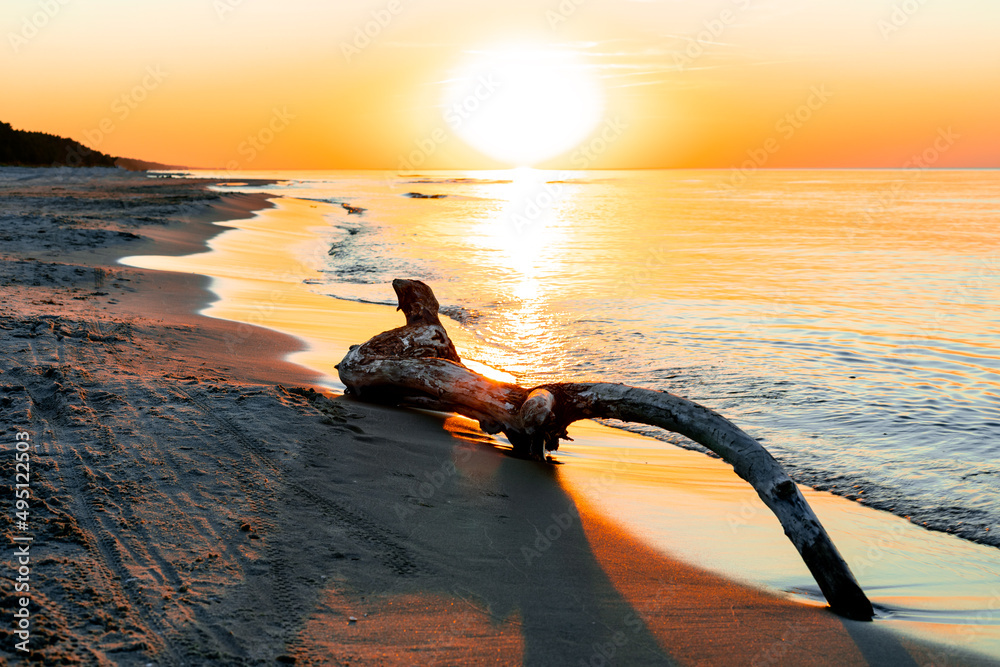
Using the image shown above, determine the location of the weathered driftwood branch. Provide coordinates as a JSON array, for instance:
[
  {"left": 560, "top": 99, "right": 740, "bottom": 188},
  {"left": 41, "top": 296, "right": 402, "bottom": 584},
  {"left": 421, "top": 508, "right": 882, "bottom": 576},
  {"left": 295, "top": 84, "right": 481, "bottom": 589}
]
[{"left": 336, "top": 279, "right": 874, "bottom": 621}]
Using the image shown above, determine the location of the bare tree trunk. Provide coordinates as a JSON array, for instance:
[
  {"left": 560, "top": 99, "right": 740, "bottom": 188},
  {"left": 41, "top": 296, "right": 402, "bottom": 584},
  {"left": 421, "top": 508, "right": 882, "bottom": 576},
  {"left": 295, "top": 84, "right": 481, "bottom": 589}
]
[{"left": 336, "top": 279, "right": 874, "bottom": 621}]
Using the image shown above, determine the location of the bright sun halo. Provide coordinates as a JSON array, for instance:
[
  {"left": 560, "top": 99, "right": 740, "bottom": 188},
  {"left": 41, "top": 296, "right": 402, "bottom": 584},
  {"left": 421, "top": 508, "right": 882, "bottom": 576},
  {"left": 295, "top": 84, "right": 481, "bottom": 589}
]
[{"left": 442, "top": 48, "right": 605, "bottom": 167}]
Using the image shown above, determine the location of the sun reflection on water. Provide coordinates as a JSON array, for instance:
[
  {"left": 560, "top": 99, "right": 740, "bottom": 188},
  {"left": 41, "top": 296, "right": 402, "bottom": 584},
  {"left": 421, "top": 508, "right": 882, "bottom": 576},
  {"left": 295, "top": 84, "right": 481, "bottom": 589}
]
[
  {"left": 463, "top": 167, "right": 575, "bottom": 377},
  {"left": 473, "top": 169, "right": 563, "bottom": 278}
]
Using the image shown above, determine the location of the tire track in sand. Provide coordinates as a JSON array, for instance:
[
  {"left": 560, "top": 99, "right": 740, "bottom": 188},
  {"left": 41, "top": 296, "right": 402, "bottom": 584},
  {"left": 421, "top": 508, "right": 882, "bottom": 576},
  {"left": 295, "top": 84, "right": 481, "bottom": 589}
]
[
  {"left": 22, "top": 384, "right": 185, "bottom": 667},
  {"left": 85, "top": 317, "right": 274, "bottom": 663},
  {"left": 22, "top": 316, "right": 256, "bottom": 663},
  {"left": 167, "top": 383, "right": 422, "bottom": 578}
]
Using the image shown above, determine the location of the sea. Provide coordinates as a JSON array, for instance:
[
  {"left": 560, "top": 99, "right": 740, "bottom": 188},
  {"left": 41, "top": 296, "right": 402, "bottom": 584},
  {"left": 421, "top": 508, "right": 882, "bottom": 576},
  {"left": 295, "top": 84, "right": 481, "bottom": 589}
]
[{"left": 185, "top": 168, "right": 999, "bottom": 552}]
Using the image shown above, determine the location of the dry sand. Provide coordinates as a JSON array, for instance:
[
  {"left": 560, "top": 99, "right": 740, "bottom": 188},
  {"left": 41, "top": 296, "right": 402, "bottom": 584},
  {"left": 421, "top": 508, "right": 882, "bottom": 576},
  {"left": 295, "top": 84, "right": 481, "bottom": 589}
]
[{"left": 0, "top": 169, "right": 995, "bottom": 666}]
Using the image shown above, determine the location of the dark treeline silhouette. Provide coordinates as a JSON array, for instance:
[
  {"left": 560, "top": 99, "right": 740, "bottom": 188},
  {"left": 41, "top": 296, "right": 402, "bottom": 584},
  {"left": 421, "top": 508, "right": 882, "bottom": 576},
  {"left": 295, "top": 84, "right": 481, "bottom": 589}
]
[
  {"left": 114, "top": 156, "right": 184, "bottom": 171},
  {"left": 0, "top": 121, "right": 118, "bottom": 167}
]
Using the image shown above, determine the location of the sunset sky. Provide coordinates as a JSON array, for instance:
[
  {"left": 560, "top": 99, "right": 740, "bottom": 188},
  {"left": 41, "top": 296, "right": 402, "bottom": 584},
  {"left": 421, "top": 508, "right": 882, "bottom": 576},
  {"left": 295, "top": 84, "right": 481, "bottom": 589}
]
[{"left": 3, "top": 0, "right": 998, "bottom": 169}]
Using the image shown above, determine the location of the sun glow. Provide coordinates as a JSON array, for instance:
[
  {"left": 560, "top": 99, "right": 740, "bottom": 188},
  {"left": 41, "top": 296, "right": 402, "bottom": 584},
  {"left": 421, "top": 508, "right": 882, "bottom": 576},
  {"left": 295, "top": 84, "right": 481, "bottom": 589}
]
[{"left": 442, "top": 48, "right": 605, "bottom": 167}]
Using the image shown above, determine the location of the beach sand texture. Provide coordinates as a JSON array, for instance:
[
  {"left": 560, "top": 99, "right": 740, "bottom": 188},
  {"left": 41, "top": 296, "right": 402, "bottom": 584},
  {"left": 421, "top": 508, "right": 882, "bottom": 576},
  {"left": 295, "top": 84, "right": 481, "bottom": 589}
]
[{"left": 1, "top": 170, "right": 996, "bottom": 665}]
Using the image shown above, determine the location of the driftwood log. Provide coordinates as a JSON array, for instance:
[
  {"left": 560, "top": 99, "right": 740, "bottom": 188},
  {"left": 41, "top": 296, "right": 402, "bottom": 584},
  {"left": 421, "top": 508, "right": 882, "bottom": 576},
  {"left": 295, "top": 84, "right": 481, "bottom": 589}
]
[{"left": 336, "top": 279, "right": 875, "bottom": 621}]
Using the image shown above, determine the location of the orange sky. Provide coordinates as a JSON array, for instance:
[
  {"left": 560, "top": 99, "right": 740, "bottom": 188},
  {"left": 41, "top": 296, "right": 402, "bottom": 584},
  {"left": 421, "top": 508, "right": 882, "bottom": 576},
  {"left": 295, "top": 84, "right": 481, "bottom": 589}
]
[{"left": 2, "top": 0, "right": 998, "bottom": 169}]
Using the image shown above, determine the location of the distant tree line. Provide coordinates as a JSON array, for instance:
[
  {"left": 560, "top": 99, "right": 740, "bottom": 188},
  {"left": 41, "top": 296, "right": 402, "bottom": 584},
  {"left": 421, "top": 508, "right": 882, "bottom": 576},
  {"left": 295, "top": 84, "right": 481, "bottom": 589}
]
[{"left": 0, "top": 121, "right": 118, "bottom": 167}]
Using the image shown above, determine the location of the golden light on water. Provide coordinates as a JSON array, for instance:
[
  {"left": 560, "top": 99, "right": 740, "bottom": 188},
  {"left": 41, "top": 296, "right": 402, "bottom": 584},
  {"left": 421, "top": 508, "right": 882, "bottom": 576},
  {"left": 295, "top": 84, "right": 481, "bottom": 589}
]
[
  {"left": 455, "top": 167, "right": 577, "bottom": 379},
  {"left": 473, "top": 168, "right": 567, "bottom": 287},
  {"left": 442, "top": 48, "right": 604, "bottom": 167}
]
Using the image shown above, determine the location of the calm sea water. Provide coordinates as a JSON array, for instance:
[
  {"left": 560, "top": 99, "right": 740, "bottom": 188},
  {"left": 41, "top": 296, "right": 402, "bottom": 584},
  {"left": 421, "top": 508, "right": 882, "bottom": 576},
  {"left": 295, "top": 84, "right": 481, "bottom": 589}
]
[{"left": 215, "top": 168, "right": 1000, "bottom": 549}]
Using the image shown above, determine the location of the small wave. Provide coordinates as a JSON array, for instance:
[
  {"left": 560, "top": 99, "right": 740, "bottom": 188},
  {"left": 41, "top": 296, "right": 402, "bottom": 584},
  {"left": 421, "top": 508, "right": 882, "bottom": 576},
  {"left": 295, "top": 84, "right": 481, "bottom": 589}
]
[
  {"left": 874, "top": 602, "right": 1000, "bottom": 625},
  {"left": 296, "top": 196, "right": 346, "bottom": 205},
  {"left": 439, "top": 304, "right": 482, "bottom": 325},
  {"left": 323, "top": 266, "right": 381, "bottom": 282},
  {"left": 321, "top": 292, "right": 398, "bottom": 308}
]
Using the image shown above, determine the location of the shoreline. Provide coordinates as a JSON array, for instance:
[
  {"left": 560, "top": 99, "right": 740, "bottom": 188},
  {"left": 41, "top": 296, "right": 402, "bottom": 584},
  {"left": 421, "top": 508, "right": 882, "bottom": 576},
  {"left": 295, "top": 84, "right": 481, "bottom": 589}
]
[
  {"left": 1, "top": 168, "right": 996, "bottom": 665},
  {"left": 120, "top": 180, "right": 1000, "bottom": 662}
]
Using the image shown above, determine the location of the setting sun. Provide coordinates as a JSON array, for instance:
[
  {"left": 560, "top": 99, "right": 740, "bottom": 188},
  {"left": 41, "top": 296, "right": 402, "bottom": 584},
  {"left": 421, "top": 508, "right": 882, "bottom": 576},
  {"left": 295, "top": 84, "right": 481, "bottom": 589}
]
[
  {"left": 441, "top": 48, "right": 604, "bottom": 167},
  {"left": 4, "top": 0, "right": 1000, "bottom": 663}
]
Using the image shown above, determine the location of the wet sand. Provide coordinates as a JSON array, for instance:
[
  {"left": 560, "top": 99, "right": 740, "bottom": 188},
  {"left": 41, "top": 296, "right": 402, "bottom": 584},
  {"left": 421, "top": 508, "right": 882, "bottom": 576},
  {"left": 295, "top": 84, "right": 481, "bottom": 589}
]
[{"left": 1, "top": 169, "right": 996, "bottom": 665}]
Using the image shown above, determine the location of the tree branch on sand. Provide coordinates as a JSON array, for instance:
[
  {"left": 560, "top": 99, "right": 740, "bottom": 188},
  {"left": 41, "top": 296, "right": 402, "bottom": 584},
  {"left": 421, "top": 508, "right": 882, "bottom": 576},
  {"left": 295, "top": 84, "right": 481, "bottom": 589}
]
[{"left": 336, "top": 279, "right": 875, "bottom": 621}]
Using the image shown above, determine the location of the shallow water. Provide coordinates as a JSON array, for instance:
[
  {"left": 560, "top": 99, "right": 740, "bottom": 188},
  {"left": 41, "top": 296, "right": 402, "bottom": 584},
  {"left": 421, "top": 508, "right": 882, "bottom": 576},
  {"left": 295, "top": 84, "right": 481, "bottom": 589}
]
[
  {"left": 122, "top": 169, "right": 1000, "bottom": 658},
  {"left": 185, "top": 168, "right": 1000, "bottom": 552}
]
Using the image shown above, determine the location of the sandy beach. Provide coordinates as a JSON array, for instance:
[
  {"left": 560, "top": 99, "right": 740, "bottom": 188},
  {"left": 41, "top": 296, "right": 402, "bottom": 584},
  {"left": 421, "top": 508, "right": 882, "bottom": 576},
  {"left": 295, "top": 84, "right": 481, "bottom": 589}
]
[{"left": 1, "top": 169, "right": 997, "bottom": 666}]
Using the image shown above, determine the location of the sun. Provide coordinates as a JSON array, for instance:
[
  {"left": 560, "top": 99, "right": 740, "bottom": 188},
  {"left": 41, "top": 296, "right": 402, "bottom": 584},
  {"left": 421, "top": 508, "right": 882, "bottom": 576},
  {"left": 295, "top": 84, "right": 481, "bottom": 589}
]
[{"left": 442, "top": 47, "right": 605, "bottom": 167}]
